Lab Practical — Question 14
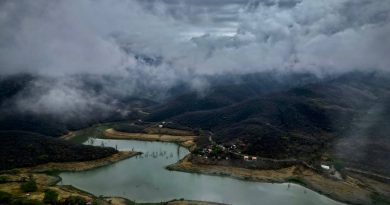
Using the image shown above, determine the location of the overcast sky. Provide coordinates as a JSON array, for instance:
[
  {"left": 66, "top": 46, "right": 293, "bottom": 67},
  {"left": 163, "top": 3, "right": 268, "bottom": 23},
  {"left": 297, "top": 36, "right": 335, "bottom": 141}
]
[
  {"left": 1, "top": 0, "right": 389, "bottom": 77},
  {"left": 1, "top": 0, "right": 390, "bottom": 116}
]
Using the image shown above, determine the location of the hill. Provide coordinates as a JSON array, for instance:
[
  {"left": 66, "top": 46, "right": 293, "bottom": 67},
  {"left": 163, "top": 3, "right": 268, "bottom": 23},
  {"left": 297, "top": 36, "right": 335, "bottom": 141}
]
[
  {"left": 0, "top": 131, "right": 118, "bottom": 171},
  {"left": 147, "top": 72, "right": 390, "bottom": 176},
  {"left": 0, "top": 74, "right": 156, "bottom": 137}
]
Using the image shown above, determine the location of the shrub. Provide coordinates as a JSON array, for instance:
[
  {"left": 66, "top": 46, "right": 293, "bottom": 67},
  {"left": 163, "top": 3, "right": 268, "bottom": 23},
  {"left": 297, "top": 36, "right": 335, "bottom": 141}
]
[
  {"left": 63, "top": 196, "right": 86, "bottom": 205},
  {"left": 0, "top": 175, "right": 8, "bottom": 183},
  {"left": 43, "top": 189, "right": 58, "bottom": 204},
  {"left": 371, "top": 192, "right": 390, "bottom": 205},
  {"left": 0, "top": 191, "right": 12, "bottom": 204},
  {"left": 332, "top": 159, "right": 345, "bottom": 171},
  {"left": 287, "top": 178, "right": 307, "bottom": 186},
  {"left": 37, "top": 155, "right": 49, "bottom": 162},
  {"left": 20, "top": 180, "right": 38, "bottom": 192},
  {"left": 11, "top": 198, "right": 43, "bottom": 205}
]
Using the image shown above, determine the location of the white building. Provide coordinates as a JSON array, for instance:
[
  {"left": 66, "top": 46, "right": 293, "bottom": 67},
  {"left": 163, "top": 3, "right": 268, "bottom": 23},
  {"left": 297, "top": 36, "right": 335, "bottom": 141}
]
[{"left": 321, "top": 164, "right": 330, "bottom": 170}]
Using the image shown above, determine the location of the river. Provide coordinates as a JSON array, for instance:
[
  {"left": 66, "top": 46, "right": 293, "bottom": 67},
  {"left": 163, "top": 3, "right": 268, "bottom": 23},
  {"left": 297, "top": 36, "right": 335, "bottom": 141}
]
[{"left": 59, "top": 138, "right": 344, "bottom": 205}]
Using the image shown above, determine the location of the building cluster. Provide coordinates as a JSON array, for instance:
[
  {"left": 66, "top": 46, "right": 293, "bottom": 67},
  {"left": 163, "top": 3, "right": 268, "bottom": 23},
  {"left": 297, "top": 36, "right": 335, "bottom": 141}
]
[
  {"left": 196, "top": 143, "right": 259, "bottom": 162},
  {"left": 243, "top": 156, "right": 257, "bottom": 161}
]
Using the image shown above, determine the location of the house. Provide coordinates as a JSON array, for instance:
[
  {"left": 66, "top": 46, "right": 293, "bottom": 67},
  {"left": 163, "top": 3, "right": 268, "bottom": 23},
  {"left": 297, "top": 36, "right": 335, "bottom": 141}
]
[
  {"left": 251, "top": 156, "right": 257, "bottom": 160},
  {"left": 244, "top": 156, "right": 249, "bottom": 160},
  {"left": 321, "top": 164, "right": 330, "bottom": 170}
]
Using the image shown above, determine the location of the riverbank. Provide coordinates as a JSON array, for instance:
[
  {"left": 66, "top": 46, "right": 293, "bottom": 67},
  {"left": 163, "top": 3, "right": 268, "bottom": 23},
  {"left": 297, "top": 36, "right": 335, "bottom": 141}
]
[
  {"left": 103, "top": 127, "right": 390, "bottom": 205},
  {"left": 0, "top": 150, "right": 141, "bottom": 205},
  {"left": 104, "top": 128, "right": 196, "bottom": 150},
  {"left": 167, "top": 155, "right": 390, "bottom": 205},
  {"left": 0, "top": 150, "right": 227, "bottom": 205},
  {"left": 16, "top": 151, "right": 141, "bottom": 173},
  {"left": 167, "top": 200, "right": 228, "bottom": 205},
  {"left": 104, "top": 197, "right": 229, "bottom": 205},
  {"left": 51, "top": 125, "right": 390, "bottom": 204}
]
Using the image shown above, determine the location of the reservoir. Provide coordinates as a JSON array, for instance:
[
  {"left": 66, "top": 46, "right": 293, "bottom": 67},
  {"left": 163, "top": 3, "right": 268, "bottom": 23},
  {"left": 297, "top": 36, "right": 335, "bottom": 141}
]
[{"left": 60, "top": 138, "right": 344, "bottom": 205}]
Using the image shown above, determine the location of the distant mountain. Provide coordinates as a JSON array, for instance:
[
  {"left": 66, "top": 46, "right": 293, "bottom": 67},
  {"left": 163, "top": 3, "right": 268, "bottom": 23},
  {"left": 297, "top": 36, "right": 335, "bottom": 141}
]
[
  {"left": 147, "top": 72, "right": 390, "bottom": 176},
  {"left": 148, "top": 72, "right": 320, "bottom": 121},
  {"left": 0, "top": 74, "right": 156, "bottom": 137}
]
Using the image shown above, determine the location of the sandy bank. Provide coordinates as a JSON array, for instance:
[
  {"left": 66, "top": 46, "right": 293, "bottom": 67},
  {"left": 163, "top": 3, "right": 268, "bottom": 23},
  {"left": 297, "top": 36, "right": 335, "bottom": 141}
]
[
  {"left": 167, "top": 200, "right": 228, "bottom": 205},
  {"left": 167, "top": 155, "right": 390, "bottom": 205},
  {"left": 102, "top": 197, "right": 228, "bottom": 205},
  {"left": 20, "top": 151, "right": 140, "bottom": 173},
  {"left": 60, "top": 131, "right": 76, "bottom": 140},
  {"left": 104, "top": 128, "right": 196, "bottom": 150}
]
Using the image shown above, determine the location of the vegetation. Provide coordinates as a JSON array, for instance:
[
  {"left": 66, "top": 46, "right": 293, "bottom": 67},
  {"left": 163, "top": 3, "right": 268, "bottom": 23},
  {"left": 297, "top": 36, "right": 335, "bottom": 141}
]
[
  {"left": 332, "top": 159, "right": 345, "bottom": 171},
  {"left": 63, "top": 196, "right": 87, "bottom": 205},
  {"left": 0, "top": 131, "right": 118, "bottom": 170},
  {"left": 148, "top": 72, "right": 390, "bottom": 175},
  {"left": 210, "top": 146, "right": 223, "bottom": 157},
  {"left": 11, "top": 198, "right": 43, "bottom": 205},
  {"left": 43, "top": 189, "right": 58, "bottom": 204},
  {"left": 287, "top": 178, "right": 307, "bottom": 186},
  {"left": 0, "top": 191, "right": 12, "bottom": 204},
  {"left": 20, "top": 180, "right": 38, "bottom": 193},
  {"left": 0, "top": 175, "right": 8, "bottom": 183},
  {"left": 371, "top": 192, "right": 390, "bottom": 205},
  {"left": 113, "top": 124, "right": 146, "bottom": 133}
]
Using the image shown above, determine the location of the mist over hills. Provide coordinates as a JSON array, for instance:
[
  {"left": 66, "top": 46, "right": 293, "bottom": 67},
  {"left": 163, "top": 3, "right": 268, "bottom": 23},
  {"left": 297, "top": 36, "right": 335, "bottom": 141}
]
[
  {"left": 0, "top": 0, "right": 389, "bottom": 181},
  {"left": 1, "top": 71, "right": 390, "bottom": 177}
]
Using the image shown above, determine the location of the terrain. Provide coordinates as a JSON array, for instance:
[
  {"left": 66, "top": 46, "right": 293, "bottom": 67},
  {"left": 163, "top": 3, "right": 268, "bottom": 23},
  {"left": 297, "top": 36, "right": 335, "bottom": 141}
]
[
  {"left": 0, "top": 131, "right": 119, "bottom": 171},
  {"left": 147, "top": 72, "right": 390, "bottom": 177},
  {"left": 0, "top": 74, "right": 156, "bottom": 136},
  {"left": 96, "top": 121, "right": 390, "bottom": 205},
  {"left": 0, "top": 71, "right": 390, "bottom": 204}
]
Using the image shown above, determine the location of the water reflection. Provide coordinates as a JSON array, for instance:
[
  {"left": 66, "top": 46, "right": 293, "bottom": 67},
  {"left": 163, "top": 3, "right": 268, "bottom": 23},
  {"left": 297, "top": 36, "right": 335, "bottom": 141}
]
[{"left": 61, "top": 139, "right": 344, "bottom": 205}]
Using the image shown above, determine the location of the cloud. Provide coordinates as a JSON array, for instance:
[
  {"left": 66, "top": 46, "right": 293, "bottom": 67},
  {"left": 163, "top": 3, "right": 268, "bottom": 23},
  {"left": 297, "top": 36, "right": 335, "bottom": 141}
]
[
  {"left": 0, "top": 0, "right": 389, "bottom": 116},
  {"left": 190, "top": 0, "right": 390, "bottom": 75},
  {"left": 1, "top": 0, "right": 389, "bottom": 76}
]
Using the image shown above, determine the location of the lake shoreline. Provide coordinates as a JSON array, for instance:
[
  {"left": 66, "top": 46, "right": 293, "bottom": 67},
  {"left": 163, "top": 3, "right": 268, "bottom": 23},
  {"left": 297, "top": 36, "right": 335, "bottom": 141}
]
[
  {"left": 103, "top": 128, "right": 197, "bottom": 151},
  {"left": 59, "top": 126, "right": 389, "bottom": 205},
  {"left": 101, "top": 128, "right": 390, "bottom": 205},
  {"left": 0, "top": 150, "right": 142, "bottom": 205},
  {"left": 167, "top": 154, "right": 390, "bottom": 205},
  {"left": 19, "top": 151, "right": 141, "bottom": 173}
]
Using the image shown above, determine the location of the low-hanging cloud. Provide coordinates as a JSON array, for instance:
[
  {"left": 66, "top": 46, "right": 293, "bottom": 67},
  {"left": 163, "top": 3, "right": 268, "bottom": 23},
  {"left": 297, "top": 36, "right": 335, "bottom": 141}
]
[{"left": 0, "top": 0, "right": 389, "bottom": 116}]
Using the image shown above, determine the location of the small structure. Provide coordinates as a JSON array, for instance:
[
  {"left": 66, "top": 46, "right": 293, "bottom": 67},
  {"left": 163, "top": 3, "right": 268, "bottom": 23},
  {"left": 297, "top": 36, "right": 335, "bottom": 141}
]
[
  {"left": 251, "top": 156, "right": 257, "bottom": 161},
  {"left": 321, "top": 164, "right": 330, "bottom": 170},
  {"left": 244, "top": 156, "right": 249, "bottom": 160},
  {"left": 158, "top": 124, "right": 163, "bottom": 128}
]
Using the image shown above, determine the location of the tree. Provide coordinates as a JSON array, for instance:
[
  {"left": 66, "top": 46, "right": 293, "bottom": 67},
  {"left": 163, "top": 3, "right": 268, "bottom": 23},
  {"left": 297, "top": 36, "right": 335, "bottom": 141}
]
[
  {"left": 0, "top": 191, "right": 12, "bottom": 204},
  {"left": 0, "top": 176, "right": 8, "bottom": 184},
  {"left": 20, "top": 180, "right": 37, "bottom": 193},
  {"left": 11, "top": 198, "right": 43, "bottom": 205},
  {"left": 64, "top": 196, "right": 87, "bottom": 205},
  {"left": 43, "top": 189, "right": 58, "bottom": 204}
]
